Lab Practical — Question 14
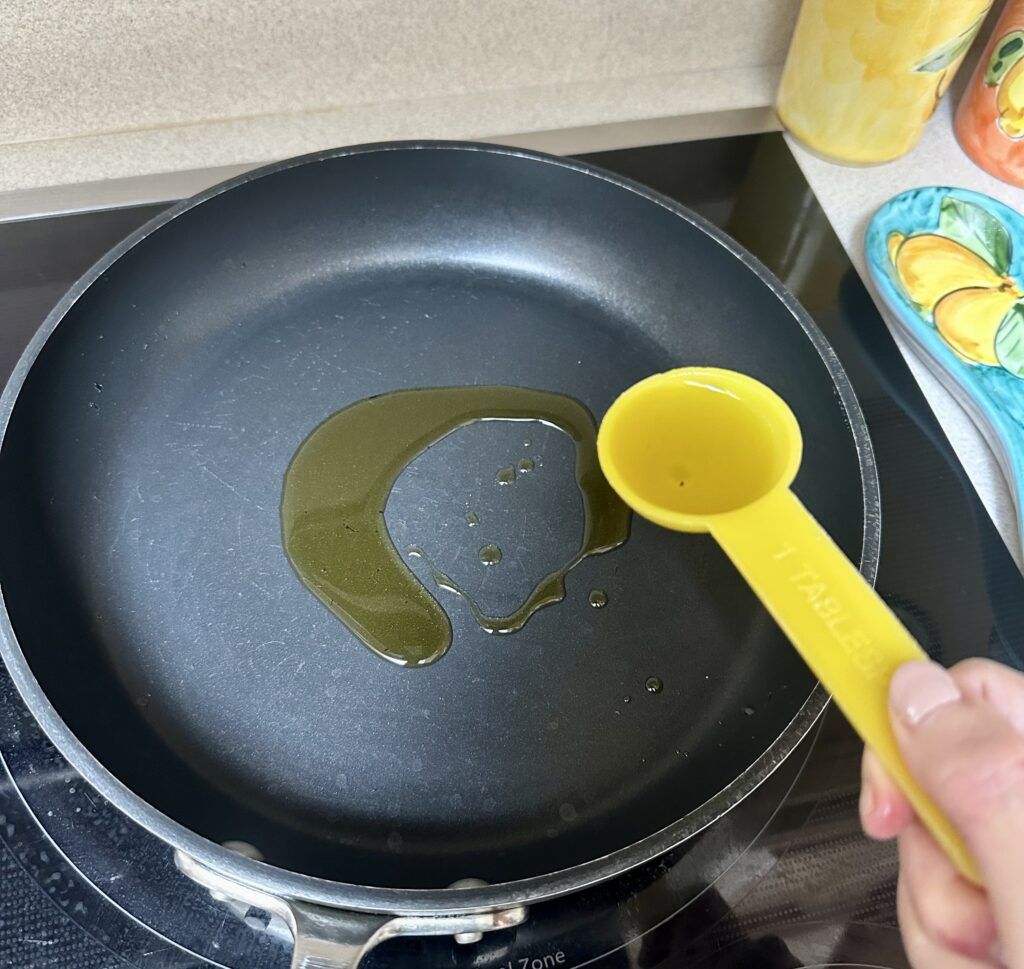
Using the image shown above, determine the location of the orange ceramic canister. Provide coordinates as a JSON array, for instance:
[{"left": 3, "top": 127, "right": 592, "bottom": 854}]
[{"left": 956, "top": 0, "right": 1024, "bottom": 186}]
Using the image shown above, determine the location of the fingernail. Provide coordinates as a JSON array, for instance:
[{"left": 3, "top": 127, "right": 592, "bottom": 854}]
[{"left": 890, "top": 660, "right": 960, "bottom": 727}]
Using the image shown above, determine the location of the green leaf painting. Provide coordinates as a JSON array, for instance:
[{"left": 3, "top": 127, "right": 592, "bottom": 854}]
[
  {"left": 915, "top": 13, "right": 986, "bottom": 73},
  {"left": 996, "top": 303, "right": 1024, "bottom": 378},
  {"left": 938, "top": 196, "right": 1013, "bottom": 275},
  {"left": 985, "top": 30, "right": 1024, "bottom": 86}
]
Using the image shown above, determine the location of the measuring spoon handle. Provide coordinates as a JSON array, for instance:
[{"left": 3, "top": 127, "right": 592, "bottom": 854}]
[{"left": 710, "top": 487, "right": 980, "bottom": 884}]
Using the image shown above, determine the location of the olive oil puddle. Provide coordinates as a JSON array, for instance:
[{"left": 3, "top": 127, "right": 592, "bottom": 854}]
[
  {"left": 281, "top": 386, "right": 631, "bottom": 668},
  {"left": 406, "top": 536, "right": 594, "bottom": 639}
]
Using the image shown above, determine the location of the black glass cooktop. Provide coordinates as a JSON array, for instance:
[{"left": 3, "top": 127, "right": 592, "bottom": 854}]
[{"left": 1, "top": 132, "right": 1022, "bottom": 968}]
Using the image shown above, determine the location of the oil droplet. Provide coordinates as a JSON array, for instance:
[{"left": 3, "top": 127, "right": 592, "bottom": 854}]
[
  {"left": 588, "top": 589, "right": 608, "bottom": 608},
  {"left": 559, "top": 803, "right": 577, "bottom": 822},
  {"left": 743, "top": 705, "right": 756, "bottom": 716},
  {"left": 282, "top": 386, "right": 631, "bottom": 667},
  {"left": 496, "top": 466, "right": 516, "bottom": 485},
  {"left": 517, "top": 457, "right": 535, "bottom": 474},
  {"left": 465, "top": 511, "right": 480, "bottom": 527},
  {"left": 645, "top": 676, "right": 663, "bottom": 694},
  {"left": 479, "top": 543, "right": 502, "bottom": 566},
  {"left": 623, "top": 695, "right": 632, "bottom": 704}
]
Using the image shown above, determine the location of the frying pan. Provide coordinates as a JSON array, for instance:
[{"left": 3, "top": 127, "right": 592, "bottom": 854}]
[{"left": 0, "top": 142, "right": 878, "bottom": 966}]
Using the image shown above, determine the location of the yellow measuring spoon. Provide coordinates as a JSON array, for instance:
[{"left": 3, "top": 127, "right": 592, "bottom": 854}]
[{"left": 597, "top": 366, "right": 979, "bottom": 884}]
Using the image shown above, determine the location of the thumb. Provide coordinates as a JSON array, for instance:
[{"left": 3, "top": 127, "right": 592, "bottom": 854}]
[{"left": 890, "top": 659, "right": 1024, "bottom": 964}]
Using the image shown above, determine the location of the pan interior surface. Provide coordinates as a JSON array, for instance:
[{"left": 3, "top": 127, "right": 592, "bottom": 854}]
[{"left": 0, "top": 146, "right": 863, "bottom": 890}]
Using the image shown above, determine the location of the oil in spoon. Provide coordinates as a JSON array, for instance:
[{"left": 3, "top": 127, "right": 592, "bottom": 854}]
[{"left": 281, "top": 386, "right": 631, "bottom": 667}]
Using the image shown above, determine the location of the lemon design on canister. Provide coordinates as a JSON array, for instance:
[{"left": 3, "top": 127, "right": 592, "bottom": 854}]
[
  {"left": 985, "top": 30, "right": 1024, "bottom": 139},
  {"left": 997, "top": 58, "right": 1024, "bottom": 138},
  {"left": 888, "top": 199, "right": 1024, "bottom": 371}
]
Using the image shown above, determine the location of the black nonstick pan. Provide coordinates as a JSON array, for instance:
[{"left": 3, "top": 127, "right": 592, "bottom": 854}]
[{"left": 0, "top": 142, "right": 877, "bottom": 965}]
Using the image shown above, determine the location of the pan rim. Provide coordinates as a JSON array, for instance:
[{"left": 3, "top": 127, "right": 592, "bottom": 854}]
[{"left": 0, "top": 138, "right": 880, "bottom": 915}]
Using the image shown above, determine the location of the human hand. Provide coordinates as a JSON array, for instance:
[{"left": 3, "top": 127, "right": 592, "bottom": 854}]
[{"left": 859, "top": 658, "right": 1024, "bottom": 968}]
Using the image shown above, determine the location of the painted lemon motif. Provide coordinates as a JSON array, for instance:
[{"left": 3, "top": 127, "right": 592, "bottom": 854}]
[
  {"left": 891, "top": 233, "right": 1007, "bottom": 311},
  {"left": 889, "top": 229, "right": 1023, "bottom": 367},
  {"left": 983, "top": 30, "right": 1024, "bottom": 140},
  {"left": 997, "top": 57, "right": 1024, "bottom": 138},
  {"left": 933, "top": 287, "right": 1018, "bottom": 365}
]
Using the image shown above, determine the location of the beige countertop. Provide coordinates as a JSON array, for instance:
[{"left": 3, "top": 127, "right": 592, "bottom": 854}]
[{"left": 2, "top": 0, "right": 794, "bottom": 195}]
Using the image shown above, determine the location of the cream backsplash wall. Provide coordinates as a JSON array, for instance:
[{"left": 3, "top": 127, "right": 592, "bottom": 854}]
[{"left": 1, "top": 0, "right": 798, "bottom": 192}]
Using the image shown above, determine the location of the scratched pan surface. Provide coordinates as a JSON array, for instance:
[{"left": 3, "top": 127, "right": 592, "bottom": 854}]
[{"left": 0, "top": 143, "right": 874, "bottom": 908}]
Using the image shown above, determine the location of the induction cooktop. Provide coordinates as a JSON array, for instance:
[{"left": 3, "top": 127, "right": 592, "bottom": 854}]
[{"left": 1, "top": 132, "right": 1021, "bottom": 968}]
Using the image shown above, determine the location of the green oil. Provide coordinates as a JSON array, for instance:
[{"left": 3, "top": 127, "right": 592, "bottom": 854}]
[
  {"left": 281, "top": 386, "right": 631, "bottom": 667},
  {"left": 478, "top": 543, "right": 503, "bottom": 566}
]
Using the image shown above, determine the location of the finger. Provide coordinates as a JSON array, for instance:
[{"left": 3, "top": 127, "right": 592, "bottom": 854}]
[
  {"left": 856, "top": 656, "right": 1024, "bottom": 842},
  {"left": 890, "top": 660, "right": 1024, "bottom": 965},
  {"left": 898, "top": 821, "right": 998, "bottom": 962},
  {"left": 949, "top": 658, "right": 1024, "bottom": 735},
  {"left": 897, "top": 874, "right": 1001, "bottom": 969},
  {"left": 861, "top": 745, "right": 914, "bottom": 839}
]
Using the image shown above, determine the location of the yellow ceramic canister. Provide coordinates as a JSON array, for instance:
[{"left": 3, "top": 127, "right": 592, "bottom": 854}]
[{"left": 777, "top": 0, "right": 994, "bottom": 165}]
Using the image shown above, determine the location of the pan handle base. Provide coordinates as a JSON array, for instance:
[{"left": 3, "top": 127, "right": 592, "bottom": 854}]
[{"left": 175, "top": 851, "right": 528, "bottom": 969}]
